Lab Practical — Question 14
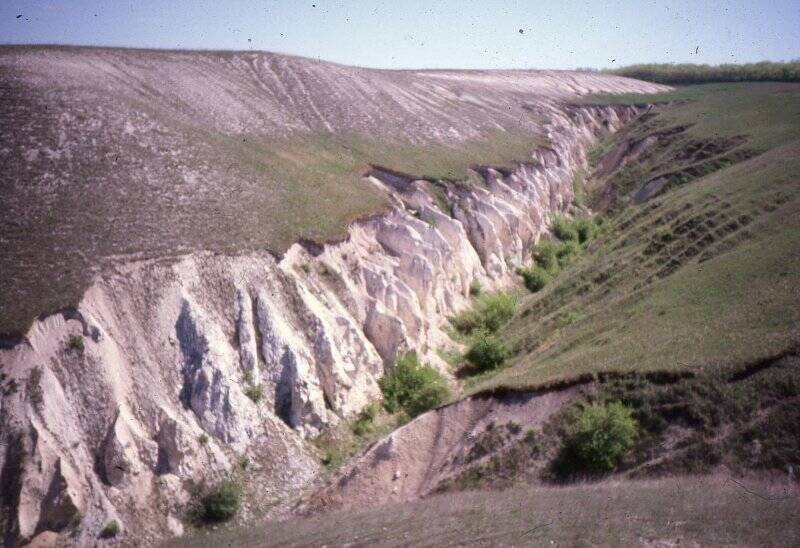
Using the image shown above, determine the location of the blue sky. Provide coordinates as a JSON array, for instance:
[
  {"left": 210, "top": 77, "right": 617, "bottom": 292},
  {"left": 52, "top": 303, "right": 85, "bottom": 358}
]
[{"left": 2, "top": 1, "right": 799, "bottom": 69}]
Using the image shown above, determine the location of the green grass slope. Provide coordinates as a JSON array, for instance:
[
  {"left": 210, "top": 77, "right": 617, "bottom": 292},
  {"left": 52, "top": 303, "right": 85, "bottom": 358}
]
[{"left": 472, "top": 83, "right": 800, "bottom": 392}]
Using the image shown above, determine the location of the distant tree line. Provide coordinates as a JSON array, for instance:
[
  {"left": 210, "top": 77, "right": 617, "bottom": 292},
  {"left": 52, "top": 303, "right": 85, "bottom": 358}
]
[{"left": 603, "top": 61, "right": 800, "bottom": 84}]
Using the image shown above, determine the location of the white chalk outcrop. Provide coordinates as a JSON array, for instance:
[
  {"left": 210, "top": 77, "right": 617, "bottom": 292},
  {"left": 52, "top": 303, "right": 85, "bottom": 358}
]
[{"left": 0, "top": 102, "right": 643, "bottom": 545}]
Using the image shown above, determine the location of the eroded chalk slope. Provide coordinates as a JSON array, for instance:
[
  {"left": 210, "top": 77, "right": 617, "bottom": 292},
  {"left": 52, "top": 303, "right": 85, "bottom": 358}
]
[{"left": 0, "top": 99, "right": 645, "bottom": 545}]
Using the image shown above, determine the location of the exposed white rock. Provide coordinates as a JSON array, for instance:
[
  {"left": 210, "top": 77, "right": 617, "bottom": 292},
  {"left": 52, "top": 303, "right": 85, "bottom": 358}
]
[
  {"left": 166, "top": 514, "right": 184, "bottom": 537},
  {"left": 0, "top": 102, "right": 644, "bottom": 544}
]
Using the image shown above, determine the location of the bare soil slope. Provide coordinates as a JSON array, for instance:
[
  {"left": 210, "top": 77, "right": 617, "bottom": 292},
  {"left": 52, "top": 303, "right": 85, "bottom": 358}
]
[{"left": 300, "top": 387, "right": 577, "bottom": 514}]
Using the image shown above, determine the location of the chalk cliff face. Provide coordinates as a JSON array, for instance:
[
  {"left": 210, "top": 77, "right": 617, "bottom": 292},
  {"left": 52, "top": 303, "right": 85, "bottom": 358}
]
[{"left": 0, "top": 48, "right": 663, "bottom": 545}]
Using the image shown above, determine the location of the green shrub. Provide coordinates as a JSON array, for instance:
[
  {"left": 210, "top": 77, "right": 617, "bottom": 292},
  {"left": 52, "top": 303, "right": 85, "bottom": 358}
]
[
  {"left": 469, "top": 280, "right": 482, "bottom": 297},
  {"left": 200, "top": 480, "right": 241, "bottom": 523},
  {"left": 654, "top": 225, "right": 674, "bottom": 242},
  {"left": 525, "top": 428, "right": 541, "bottom": 444},
  {"left": 552, "top": 216, "right": 579, "bottom": 242},
  {"left": 244, "top": 384, "right": 264, "bottom": 403},
  {"left": 557, "top": 241, "right": 582, "bottom": 268},
  {"left": 450, "top": 309, "right": 482, "bottom": 335},
  {"left": 520, "top": 266, "right": 551, "bottom": 292},
  {"left": 533, "top": 240, "right": 561, "bottom": 275},
  {"left": 451, "top": 292, "right": 516, "bottom": 335},
  {"left": 352, "top": 403, "right": 377, "bottom": 436},
  {"left": 321, "top": 446, "right": 344, "bottom": 470},
  {"left": 476, "top": 292, "right": 516, "bottom": 332},
  {"left": 558, "top": 311, "right": 582, "bottom": 326},
  {"left": 596, "top": 216, "right": 611, "bottom": 231},
  {"left": 67, "top": 335, "right": 84, "bottom": 352},
  {"left": 380, "top": 353, "right": 450, "bottom": 418},
  {"left": 198, "top": 433, "right": 209, "bottom": 445},
  {"left": 465, "top": 331, "right": 510, "bottom": 372},
  {"left": 572, "top": 173, "right": 586, "bottom": 208},
  {"left": 556, "top": 402, "right": 639, "bottom": 476},
  {"left": 574, "top": 218, "right": 600, "bottom": 244},
  {"left": 99, "top": 520, "right": 119, "bottom": 539}
]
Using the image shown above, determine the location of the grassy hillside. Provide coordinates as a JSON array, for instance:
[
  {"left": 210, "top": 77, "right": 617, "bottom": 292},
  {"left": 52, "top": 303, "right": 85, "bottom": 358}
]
[
  {"left": 171, "top": 477, "right": 800, "bottom": 547},
  {"left": 469, "top": 83, "right": 800, "bottom": 392},
  {"left": 2, "top": 46, "right": 663, "bottom": 337}
]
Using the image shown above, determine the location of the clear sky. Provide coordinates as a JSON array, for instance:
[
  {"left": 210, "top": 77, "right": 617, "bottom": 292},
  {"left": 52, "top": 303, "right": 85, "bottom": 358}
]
[{"left": 2, "top": 0, "right": 799, "bottom": 69}]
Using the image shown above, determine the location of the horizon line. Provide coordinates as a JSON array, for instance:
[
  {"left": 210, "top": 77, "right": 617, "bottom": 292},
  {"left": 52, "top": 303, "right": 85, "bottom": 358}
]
[{"left": 1, "top": 42, "right": 797, "bottom": 73}]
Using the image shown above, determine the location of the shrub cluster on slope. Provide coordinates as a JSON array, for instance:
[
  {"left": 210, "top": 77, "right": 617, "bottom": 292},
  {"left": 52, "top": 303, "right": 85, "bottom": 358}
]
[
  {"left": 351, "top": 403, "right": 378, "bottom": 437},
  {"left": 379, "top": 353, "right": 450, "bottom": 418},
  {"left": 519, "top": 215, "right": 603, "bottom": 293},
  {"left": 464, "top": 331, "right": 511, "bottom": 373},
  {"left": 200, "top": 480, "right": 241, "bottom": 523},
  {"left": 99, "top": 521, "right": 120, "bottom": 539},
  {"left": 449, "top": 291, "right": 517, "bottom": 375},
  {"left": 450, "top": 292, "right": 516, "bottom": 335}
]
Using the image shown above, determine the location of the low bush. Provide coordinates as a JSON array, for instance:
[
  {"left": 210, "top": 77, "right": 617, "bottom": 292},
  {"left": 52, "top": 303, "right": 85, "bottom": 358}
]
[
  {"left": 451, "top": 292, "right": 516, "bottom": 335},
  {"left": 551, "top": 215, "right": 602, "bottom": 246},
  {"left": 654, "top": 225, "right": 674, "bottom": 242},
  {"left": 476, "top": 292, "right": 516, "bottom": 332},
  {"left": 352, "top": 403, "right": 377, "bottom": 436},
  {"left": 572, "top": 172, "right": 587, "bottom": 208},
  {"left": 533, "top": 240, "right": 560, "bottom": 275},
  {"left": 465, "top": 330, "right": 511, "bottom": 372},
  {"left": 469, "top": 279, "right": 482, "bottom": 297},
  {"left": 380, "top": 353, "right": 450, "bottom": 418},
  {"left": 520, "top": 266, "right": 551, "bottom": 292},
  {"left": 67, "top": 335, "right": 84, "bottom": 352},
  {"left": 574, "top": 218, "right": 600, "bottom": 244},
  {"left": 200, "top": 480, "right": 241, "bottom": 523},
  {"left": 558, "top": 311, "right": 582, "bottom": 326},
  {"left": 552, "top": 216, "right": 579, "bottom": 242},
  {"left": 321, "top": 446, "right": 344, "bottom": 470},
  {"left": 556, "top": 241, "right": 582, "bottom": 268},
  {"left": 244, "top": 384, "right": 264, "bottom": 403},
  {"left": 450, "top": 309, "right": 481, "bottom": 334},
  {"left": 99, "top": 520, "right": 119, "bottom": 539},
  {"left": 523, "top": 217, "right": 601, "bottom": 293},
  {"left": 554, "top": 402, "right": 638, "bottom": 477}
]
